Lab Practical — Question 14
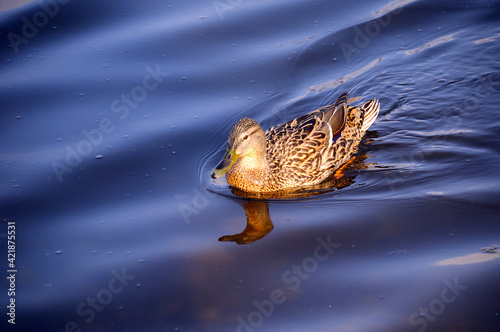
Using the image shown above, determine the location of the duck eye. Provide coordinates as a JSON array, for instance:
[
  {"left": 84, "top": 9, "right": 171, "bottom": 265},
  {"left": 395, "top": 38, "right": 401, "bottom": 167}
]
[{"left": 243, "top": 135, "right": 249, "bottom": 140}]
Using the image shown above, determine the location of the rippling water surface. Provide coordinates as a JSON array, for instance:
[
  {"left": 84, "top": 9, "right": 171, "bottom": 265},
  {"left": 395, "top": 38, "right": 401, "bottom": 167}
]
[{"left": 1, "top": 0, "right": 500, "bottom": 331}]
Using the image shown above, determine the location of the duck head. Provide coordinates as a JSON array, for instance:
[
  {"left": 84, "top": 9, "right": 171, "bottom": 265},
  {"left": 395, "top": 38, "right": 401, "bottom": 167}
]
[{"left": 211, "top": 117, "right": 266, "bottom": 179}]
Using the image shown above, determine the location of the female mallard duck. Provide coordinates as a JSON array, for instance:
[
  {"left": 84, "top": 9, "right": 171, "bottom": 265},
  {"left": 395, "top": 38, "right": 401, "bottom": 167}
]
[{"left": 211, "top": 91, "right": 380, "bottom": 193}]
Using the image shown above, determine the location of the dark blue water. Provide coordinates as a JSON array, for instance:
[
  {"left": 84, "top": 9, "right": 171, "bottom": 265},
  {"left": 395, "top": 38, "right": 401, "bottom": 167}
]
[{"left": 1, "top": 0, "right": 500, "bottom": 331}]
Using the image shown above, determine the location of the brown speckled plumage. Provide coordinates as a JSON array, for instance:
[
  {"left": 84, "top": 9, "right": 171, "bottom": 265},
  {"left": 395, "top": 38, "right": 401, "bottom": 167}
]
[{"left": 211, "top": 91, "right": 380, "bottom": 193}]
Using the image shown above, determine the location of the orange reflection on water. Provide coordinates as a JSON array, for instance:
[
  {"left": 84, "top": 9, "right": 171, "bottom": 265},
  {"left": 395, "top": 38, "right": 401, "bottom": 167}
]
[{"left": 434, "top": 252, "right": 500, "bottom": 266}]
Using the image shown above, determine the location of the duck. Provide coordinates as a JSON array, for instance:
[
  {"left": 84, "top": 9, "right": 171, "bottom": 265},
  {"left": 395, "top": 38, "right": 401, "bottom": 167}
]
[{"left": 211, "top": 91, "right": 380, "bottom": 193}]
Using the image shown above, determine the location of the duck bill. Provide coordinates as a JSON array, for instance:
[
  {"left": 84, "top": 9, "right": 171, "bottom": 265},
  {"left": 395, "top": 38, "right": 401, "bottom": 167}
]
[{"left": 211, "top": 146, "right": 239, "bottom": 179}]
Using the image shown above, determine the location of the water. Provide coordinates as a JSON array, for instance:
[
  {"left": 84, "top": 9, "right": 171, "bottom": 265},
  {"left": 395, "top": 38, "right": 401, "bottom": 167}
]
[{"left": 1, "top": 0, "right": 500, "bottom": 331}]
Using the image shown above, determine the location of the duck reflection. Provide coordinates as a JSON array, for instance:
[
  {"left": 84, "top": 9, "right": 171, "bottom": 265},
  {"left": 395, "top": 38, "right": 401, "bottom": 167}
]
[
  {"left": 218, "top": 149, "right": 375, "bottom": 244},
  {"left": 218, "top": 200, "right": 273, "bottom": 244}
]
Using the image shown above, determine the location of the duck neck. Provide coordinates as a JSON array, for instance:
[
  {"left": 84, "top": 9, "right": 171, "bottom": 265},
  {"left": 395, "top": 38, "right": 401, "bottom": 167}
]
[
  {"left": 229, "top": 149, "right": 271, "bottom": 191},
  {"left": 240, "top": 149, "right": 270, "bottom": 177}
]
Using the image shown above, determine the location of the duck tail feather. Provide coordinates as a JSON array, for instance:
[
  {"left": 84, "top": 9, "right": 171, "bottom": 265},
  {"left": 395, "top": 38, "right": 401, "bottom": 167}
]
[{"left": 361, "top": 98, "right": 380, "bottom": 132}]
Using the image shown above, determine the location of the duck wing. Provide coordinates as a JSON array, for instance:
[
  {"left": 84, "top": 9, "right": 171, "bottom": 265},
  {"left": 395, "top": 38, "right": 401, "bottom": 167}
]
[{"left": 265, "top": 92, "right": 349, "bottom": 177}]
